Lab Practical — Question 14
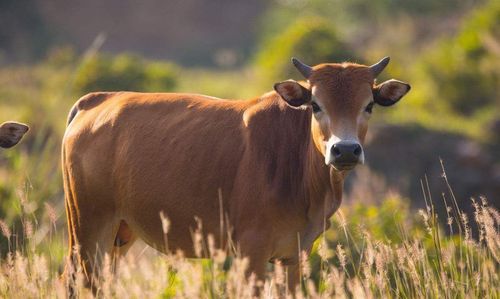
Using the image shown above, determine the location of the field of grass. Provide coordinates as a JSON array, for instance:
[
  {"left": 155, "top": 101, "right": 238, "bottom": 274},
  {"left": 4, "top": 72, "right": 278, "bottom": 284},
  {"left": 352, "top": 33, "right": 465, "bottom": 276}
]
[{"left": 0, "top": 167, "right": 497, "bottom": 298}]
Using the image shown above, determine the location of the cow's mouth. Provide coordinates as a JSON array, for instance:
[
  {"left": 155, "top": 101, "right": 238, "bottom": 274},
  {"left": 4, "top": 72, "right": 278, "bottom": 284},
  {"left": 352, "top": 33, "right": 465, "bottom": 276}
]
[{"left": 332, "top": 163, "right": 357, "bottom": 171}]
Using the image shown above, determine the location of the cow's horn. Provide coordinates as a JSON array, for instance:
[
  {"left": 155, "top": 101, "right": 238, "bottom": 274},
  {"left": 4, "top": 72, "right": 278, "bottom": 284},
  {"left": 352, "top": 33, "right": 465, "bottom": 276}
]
[
  {"left": 370, "top": 56, "right": 390, "bottom": 77},
  {"left": 291, "top": 57, "right": 312, "bottom": 79}
]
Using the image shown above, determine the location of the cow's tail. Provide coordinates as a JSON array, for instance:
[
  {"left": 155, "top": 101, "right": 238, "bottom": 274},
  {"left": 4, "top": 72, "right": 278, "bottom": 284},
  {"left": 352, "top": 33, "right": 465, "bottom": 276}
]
[
  {"left": 66, "top": 103, "right": 79, "bottom": 127},
  {"left": 61, "top": 142, "right": 80, "bottom": 298}
]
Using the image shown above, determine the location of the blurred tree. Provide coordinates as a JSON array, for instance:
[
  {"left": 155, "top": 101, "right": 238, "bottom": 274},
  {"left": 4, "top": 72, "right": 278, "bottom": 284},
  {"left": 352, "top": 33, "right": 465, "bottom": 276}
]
[
  {"left": 326, "top": 0, "right": 481, "bottom": 21},
  {"left": 417, "top": 0, "right": 499, "bottom": 116},
  {"left": 254, "top": 17, "right": 354, "bottom": 83},
  {"left": 257, "top": 0, "right": 481, "bottom": 47},
  {"left": 73, "top": 53, "right": 178, "bottom": 94}
]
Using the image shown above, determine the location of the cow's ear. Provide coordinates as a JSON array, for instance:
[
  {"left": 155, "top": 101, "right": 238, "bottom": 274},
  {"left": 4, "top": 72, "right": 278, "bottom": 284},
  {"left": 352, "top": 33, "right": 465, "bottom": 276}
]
[
  {"left": 274, "top": 80, "right": 311, "bottom": 107},
  {"left": 373, "top": 79, "right": 411, "bottom": 106},
  {"left": 0, "top": 122, "right": 29, "bottom": 148}
]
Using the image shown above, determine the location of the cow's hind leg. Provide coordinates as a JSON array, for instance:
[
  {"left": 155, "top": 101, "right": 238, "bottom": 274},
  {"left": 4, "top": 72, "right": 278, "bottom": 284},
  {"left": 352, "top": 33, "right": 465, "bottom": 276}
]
[
  {"left": 77, "top": 216, "right": 119, "bottom": 295},
  {"left": 64, "top": 193, "right": 120, "bottom": 296}
]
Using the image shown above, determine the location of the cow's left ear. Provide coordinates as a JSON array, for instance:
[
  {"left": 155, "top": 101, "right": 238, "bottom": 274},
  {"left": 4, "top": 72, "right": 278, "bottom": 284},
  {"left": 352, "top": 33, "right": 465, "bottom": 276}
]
[
  {"left": 373, "top": 79, "right": 411, "bottom": 106},
  {"left": 274, "top": 80, "right": 311, "bottom": 107}
]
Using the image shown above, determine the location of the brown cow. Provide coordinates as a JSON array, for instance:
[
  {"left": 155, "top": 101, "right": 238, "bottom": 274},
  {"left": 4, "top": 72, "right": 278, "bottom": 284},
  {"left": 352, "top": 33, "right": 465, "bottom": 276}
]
[
  {"left": 0, "top": 121, "right": 29, "bottom": 149},
  {"left": 62, "top": 57, "right": 410, "bottom": 291}
]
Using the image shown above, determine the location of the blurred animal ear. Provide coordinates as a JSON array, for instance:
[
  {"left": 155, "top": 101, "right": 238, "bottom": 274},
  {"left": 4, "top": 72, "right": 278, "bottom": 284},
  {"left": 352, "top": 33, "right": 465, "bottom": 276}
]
[
  {"left": 0, "top": 122, "right": 29, "bottom": 148},
  {"left": 373, "top": 79, "right": 411, "bottom": 106},
  {"left": 274, "top": 80, "right": 311, "bottom": 107}
]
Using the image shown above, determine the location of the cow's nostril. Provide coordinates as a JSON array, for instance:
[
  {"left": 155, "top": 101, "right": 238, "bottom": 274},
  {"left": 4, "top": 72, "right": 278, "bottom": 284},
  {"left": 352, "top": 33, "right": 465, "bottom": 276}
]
[
  {"left": 333, "top": 146, "right": 341, "bottom": 157},
  {"left": 353, "top": 145, "right": 362, "bottom": 156}
]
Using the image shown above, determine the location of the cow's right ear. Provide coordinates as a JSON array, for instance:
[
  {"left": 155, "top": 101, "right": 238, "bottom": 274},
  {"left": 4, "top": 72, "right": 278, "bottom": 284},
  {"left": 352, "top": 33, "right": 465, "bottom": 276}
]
[
  {"left": 274, "top": 80, "right": 311, "bottom": 107},
  {"left": 0, "top": 122, "right": 29, "bottom": 148}
]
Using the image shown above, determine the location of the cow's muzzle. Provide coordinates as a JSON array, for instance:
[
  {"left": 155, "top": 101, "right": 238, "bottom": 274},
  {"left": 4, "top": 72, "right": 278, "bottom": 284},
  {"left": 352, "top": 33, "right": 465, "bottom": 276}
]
[{"left": 330, "top": 141, "right": 363, "bottom": 170}]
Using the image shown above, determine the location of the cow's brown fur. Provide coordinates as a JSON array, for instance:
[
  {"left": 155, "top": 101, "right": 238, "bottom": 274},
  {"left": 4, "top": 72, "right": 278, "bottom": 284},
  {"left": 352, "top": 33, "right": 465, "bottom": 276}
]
[{"left": 62, "top": 61, "right": 409, "bottom": 292}]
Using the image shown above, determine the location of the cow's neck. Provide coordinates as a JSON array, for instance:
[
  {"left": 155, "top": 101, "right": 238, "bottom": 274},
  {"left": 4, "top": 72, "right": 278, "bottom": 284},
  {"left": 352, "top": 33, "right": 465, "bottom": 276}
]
[
  {"left": 247, "top": 93, "right": 343, "bottom": 221},
  {"left": 296, "top": 119, "right": 345, "bottom": 249}
]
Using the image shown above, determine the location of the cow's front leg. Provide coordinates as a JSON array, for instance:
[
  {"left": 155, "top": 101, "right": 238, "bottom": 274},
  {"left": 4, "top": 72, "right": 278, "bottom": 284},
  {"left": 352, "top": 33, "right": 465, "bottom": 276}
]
[
  {"left": 237, "top": 230, "right": 272, "bottom": 288},
  {"left": 286, "top": 263, "right": 301, "bottom": 294}
]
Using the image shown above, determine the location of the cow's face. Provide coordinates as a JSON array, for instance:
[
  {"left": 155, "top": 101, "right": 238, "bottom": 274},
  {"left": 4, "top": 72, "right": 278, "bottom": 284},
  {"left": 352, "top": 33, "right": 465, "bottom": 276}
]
[
  {"left": 0, "top": 122, "right": 29, "bottom": 148},
  {"left": 275, "top": 57, "right": 410, "bottom": 171}
]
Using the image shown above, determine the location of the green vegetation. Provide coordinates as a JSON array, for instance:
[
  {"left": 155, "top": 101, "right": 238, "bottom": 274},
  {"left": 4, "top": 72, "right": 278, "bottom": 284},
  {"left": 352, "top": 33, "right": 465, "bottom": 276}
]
[
  {"left": 386, "top": 0, "right": 500, "bottom": 139},
  {"left": 255, "top": 17, "right": 353, "bottom": 83},
  {"left": 428, "top": 0, "right": 500, "bottom": 116},
  {"left": 74, "top": 53, "right": 177, "bottom": 94}
]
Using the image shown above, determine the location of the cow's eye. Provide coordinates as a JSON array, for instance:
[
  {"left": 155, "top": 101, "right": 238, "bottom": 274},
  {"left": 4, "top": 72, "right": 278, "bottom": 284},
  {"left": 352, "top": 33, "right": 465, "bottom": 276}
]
[
  {"left": 311, "top": 101, "right": 321, "bottom": 113},
  {"left": 365, "top": 102, "right": 374, "bottom": 113}
]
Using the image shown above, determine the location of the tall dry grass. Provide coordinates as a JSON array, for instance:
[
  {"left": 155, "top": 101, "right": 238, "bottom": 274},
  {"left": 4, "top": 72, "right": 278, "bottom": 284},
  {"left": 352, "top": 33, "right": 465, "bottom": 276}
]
[{"left": 0, "top": 169, "right": 498, "bottom": 299}]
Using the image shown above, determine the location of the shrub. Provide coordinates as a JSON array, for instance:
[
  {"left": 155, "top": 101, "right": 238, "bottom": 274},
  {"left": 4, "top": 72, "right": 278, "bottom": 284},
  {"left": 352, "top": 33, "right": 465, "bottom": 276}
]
[
  {"left": 415, "top": 0, "right": 499, "bottom": 116},
  {"left": 73, "top": 53, "right": 177, "bottom": 94},
  {"left": 254, "top": 17, "right": 354, "bottom": 83}
]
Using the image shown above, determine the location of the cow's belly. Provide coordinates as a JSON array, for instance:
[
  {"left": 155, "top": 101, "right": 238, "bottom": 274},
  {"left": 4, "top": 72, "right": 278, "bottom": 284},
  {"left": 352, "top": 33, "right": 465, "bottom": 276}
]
[
  {"left": 117, "top": 151, "right": 236, "bottom": 257},
  {"left": 123, "top": 136, "right": 240, "bottom": 254},
  {"left": 124, "top": 192, "right": 225, "bottom": 256}
]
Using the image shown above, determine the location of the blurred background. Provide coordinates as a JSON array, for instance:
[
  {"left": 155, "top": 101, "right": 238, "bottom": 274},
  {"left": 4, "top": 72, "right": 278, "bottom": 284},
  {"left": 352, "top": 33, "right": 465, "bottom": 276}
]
[{"left": 0, "top": 0, "right": 498, "bottom": 258}]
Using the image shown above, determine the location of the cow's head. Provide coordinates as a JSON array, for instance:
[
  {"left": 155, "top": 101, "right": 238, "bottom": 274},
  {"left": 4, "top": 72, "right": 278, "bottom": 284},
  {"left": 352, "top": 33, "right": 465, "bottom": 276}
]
[
  {"left": 274, "top": 57, "right": 410, "bottom": 171},
  {"left": 0, "top": 121, "right": 29, "bottom": 149}
]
